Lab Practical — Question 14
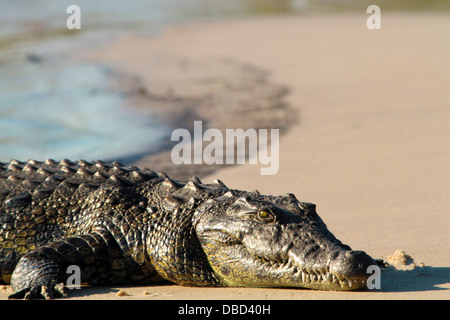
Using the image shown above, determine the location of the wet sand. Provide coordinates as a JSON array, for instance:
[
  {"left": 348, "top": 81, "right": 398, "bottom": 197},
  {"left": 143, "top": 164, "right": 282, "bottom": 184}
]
[{"left": 2, "top": 12, "right": 449, "bottom": 300}]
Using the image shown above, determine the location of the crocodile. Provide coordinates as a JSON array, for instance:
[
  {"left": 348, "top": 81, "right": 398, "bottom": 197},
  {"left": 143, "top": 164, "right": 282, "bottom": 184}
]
[{"left": 0, "top": 159, "right": 377, "bottom": 299}]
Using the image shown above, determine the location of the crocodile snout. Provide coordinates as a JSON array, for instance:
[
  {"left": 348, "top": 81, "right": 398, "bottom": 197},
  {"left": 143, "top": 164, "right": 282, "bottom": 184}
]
[{"left": 330, "top": 250, "right": 377, "bottom": 289}]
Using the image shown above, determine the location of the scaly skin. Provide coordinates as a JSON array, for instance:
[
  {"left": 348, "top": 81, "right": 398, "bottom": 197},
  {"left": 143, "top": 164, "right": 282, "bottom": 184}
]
[{"left": 0, "top": 159, "right": 376, "bottom": 299}]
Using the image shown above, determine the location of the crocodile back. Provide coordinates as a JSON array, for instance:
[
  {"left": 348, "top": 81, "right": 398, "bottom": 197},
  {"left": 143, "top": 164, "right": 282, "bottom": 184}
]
[{"left": 0, "top": 159, "right": 158, "bottom": 282}]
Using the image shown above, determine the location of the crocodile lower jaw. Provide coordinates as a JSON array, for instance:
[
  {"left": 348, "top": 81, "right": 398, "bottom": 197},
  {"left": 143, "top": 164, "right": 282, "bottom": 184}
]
[{"left": 242, "top": 258, "right": 369, "bottom": 291}]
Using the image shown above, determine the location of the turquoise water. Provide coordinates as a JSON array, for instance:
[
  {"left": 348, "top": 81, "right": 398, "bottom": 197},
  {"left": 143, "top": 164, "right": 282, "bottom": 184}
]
[
  {"left": 0, "top": 60, "right": 168, "bottom": 161},
  {"left": 0, "top": 1, "right": 182, "bottom": 162},
  {"left": 0, "top": 0, "right": 447, "bottom": 163}
]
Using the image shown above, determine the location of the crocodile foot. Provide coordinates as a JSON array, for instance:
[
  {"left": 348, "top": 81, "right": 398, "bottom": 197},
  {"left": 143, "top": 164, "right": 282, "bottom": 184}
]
[{"left": 8, "top": 282, "right": 66, "bottom": 300}]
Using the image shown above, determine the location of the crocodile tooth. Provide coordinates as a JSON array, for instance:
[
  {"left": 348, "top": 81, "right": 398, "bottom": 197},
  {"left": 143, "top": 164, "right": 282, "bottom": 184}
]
[
  {"left": 291, "top": 265, "right": 298, "bottom": 274},
  {"left": 336, "top": 274, "right": 345, "bottom": 282},
  {"left": 305, "top": 274, "right": 310, "bottom": 283},
  {"left": 250, "top": 190, "right": 260, "bottom": 195}
]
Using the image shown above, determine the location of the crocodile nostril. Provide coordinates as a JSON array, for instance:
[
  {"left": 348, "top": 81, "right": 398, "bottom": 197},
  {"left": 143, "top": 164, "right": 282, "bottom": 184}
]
[{"left": 331, "top": 250, "right": 377, "bottom": 280}]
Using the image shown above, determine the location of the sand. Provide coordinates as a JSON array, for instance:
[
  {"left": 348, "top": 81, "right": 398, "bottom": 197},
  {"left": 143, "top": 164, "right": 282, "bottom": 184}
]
[{"left": 2, "top": 12, "right": 449, "bottom": 300}]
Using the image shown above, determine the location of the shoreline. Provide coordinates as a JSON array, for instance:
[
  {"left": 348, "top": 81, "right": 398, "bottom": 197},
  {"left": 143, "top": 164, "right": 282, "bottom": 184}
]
[
  {"left": 2, "top": 11, "right": 448, "bottom": 299},
  {"left": 86, "top": 52, "right": 297, "bottom": 179}
]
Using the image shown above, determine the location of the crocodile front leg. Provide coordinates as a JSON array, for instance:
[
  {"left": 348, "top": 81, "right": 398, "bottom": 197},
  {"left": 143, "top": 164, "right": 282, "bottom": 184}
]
[{"left": 9, "top": 230, "right": 127, "bottom": 299}]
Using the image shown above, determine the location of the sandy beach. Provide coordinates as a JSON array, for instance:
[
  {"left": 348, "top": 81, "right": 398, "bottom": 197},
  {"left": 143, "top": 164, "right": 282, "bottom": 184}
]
[{"left": 2, "top": 12, "right": 449, "bottom": 300}]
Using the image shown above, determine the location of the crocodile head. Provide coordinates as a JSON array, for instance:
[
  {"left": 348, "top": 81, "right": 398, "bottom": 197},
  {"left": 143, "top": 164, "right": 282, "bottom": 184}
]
[{"left": 194, "top": 192, "right": 376, "bottom": 290}]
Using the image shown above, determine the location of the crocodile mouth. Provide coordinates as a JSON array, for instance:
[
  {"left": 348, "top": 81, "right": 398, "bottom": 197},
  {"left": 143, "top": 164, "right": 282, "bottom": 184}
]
[
  {"left": 254, "top": 255, "right": 369, "bottom": 290},
  {"left": 199, "top": 232, "right": 373, "bottom": 291}
]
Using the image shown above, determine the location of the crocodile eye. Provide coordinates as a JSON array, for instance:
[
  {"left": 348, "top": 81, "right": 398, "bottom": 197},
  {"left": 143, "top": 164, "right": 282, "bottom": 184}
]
[
  {"left": 258, "top": 209, "right": 274, "bottom": 222},
  {"left": 259, "top": 210, "right": 269, "bottom": 218}
]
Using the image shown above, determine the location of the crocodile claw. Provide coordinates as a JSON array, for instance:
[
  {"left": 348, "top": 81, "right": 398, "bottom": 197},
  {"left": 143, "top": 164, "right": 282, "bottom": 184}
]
[{"left": 9, "top": 283, "right": 66, "bottom": 300}]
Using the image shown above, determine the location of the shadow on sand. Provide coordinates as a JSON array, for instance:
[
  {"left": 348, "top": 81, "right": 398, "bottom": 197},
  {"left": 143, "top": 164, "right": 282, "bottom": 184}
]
[{"left": 378, "top": 266, "right": 450, "bottom": 293}]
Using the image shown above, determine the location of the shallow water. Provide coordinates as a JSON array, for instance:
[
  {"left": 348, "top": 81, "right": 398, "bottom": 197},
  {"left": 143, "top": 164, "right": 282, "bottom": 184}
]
[
  {"left": 0, "top": 1, "right": 180, "bottom": 163},
  {"left": 0, "top": 59, "right": 168, "bottom": 162}
]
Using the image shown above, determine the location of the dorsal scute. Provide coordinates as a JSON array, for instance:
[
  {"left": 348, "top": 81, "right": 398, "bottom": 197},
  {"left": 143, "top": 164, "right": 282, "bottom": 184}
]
[{"left": 0, "top": 159, "right": 160, "bottom": 203}]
